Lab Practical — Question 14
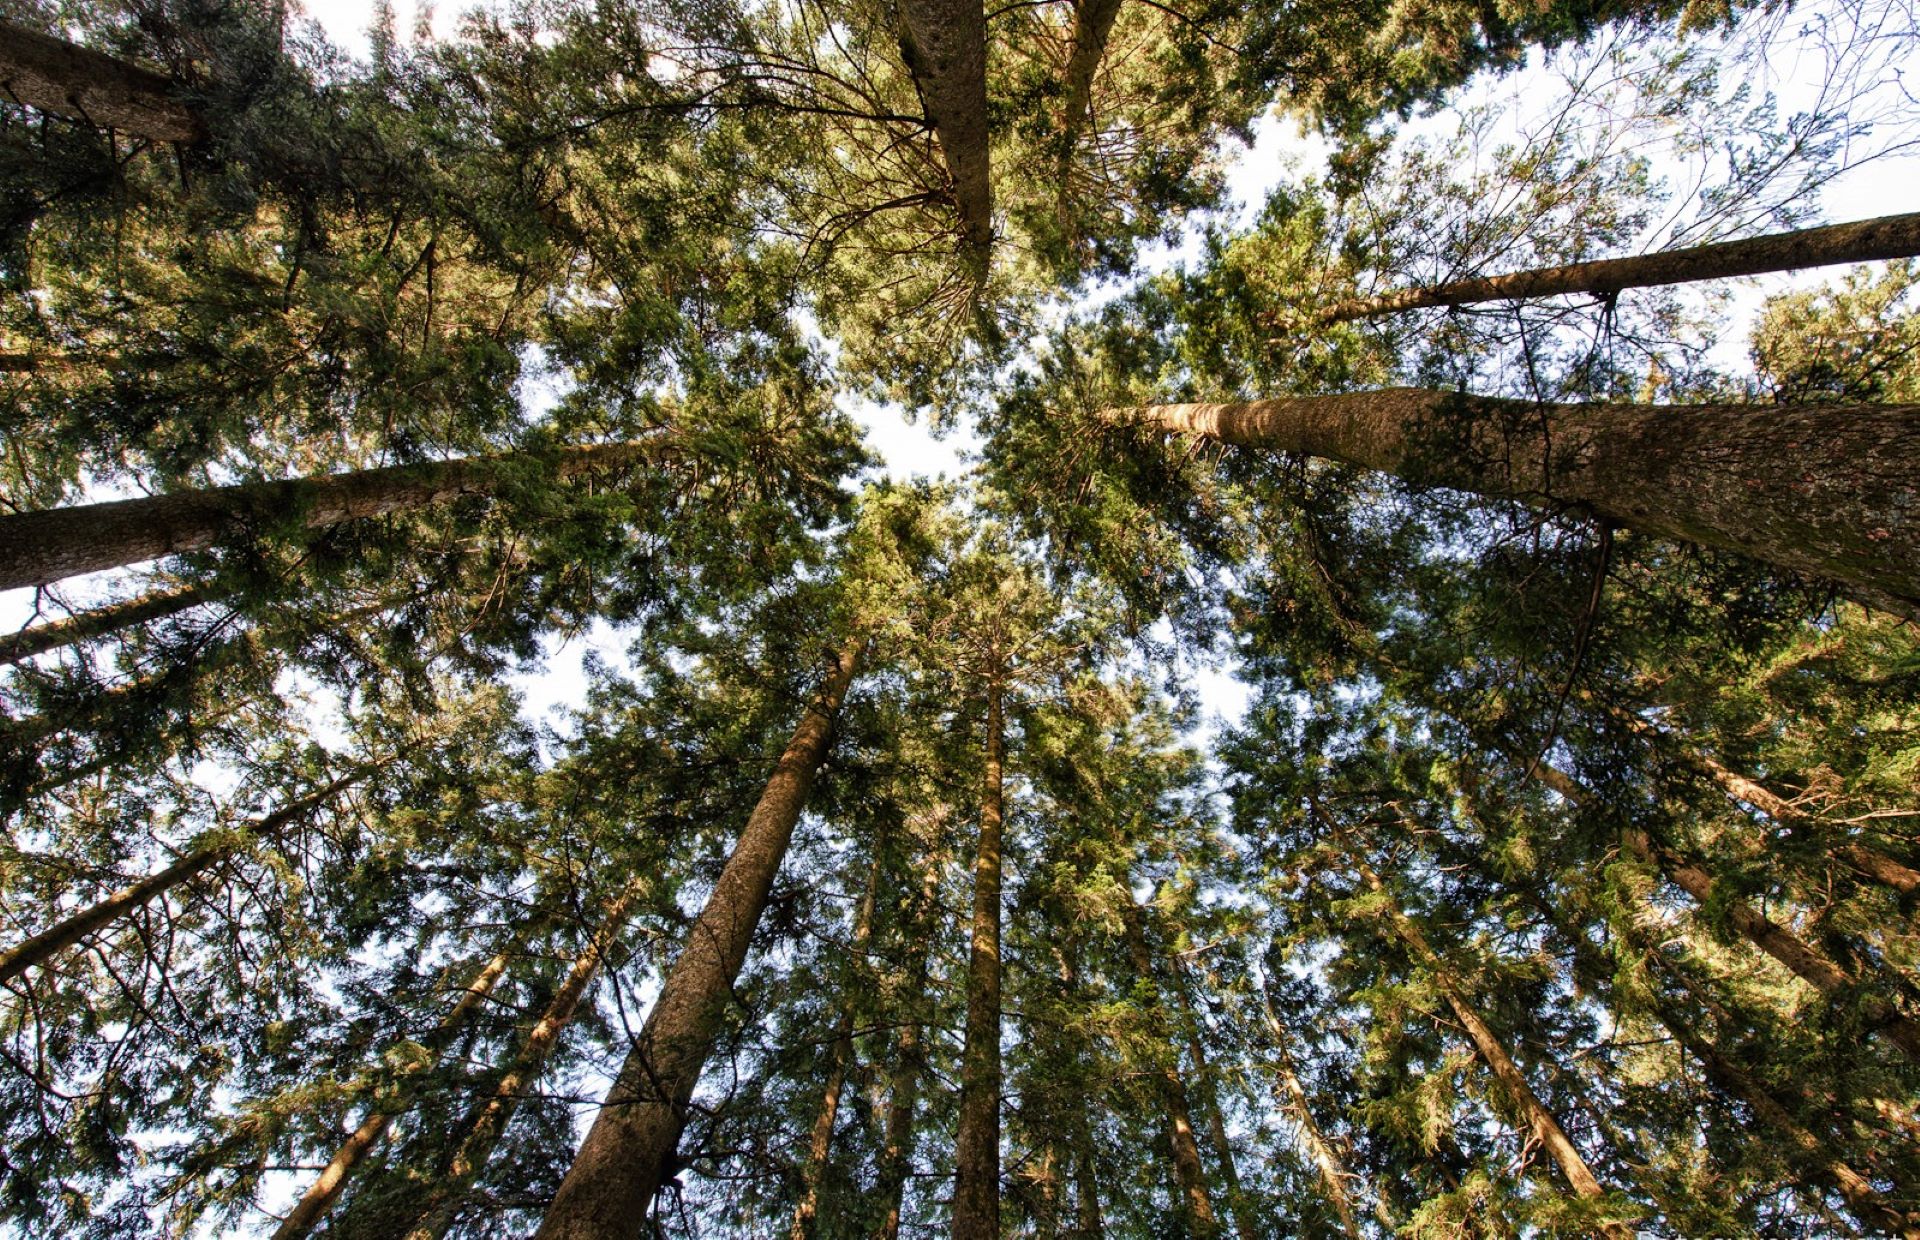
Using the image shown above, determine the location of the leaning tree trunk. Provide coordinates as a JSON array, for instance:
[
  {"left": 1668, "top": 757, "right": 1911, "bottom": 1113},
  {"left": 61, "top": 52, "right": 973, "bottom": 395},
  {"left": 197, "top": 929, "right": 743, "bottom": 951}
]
[
  {"left": 952, "top": 683, "right": 1007, "bottom": 1240},
  {"left": 1115, "top": 894, "right": 1220, "bottom": 1236},
  {"left": 1058, "top": 0, "right": 1123, "bottom": 150},
  {"left": 789, "top": 852, "right": 881, "bottom": 1240},
  {"left": 1347, "top": 851, "right": 1636, "bottom": 1240},
  {"left": 0, "top": 582, "right": 224, "bottom": 666},
  {"left": 0, "top": 769, "right": 366, "bottom": 983},
  {"left": 0, "top": 440, "right": 658, "bottom": 591},
  {"left": 1315, "top": 211, "right": 1920, "bottom": 323},
  {"left": 401, "top": 878, "right": 651, "bottom": 1240},
  {"left": 0, "top": 21, "right": 205, "bottom": 142},
  {"left": 895, "top": 0, "right": 992, "bottom": 271},
  {"left": 1168, "top": 955, "right": 1257, "bottom": 1240},
  {"left": 273, "top": 944, "right": 517, "bottom": 1240},
  {"left": 532, "top": 637, "right": 866, "bottom": 1240},
  {"left": 1105, "top": 391, "right": 1920, "bottom": 619},
  {"left": 1256, "top": 985, "right": 1367, "bottom": 1240}
]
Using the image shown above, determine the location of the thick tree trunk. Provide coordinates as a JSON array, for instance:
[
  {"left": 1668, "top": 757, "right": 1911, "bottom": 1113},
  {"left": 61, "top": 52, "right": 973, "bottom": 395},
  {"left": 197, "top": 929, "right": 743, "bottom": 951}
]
[
  {"left": 790, "top": 855, "right": 881, "bottom": 1240},
  {"left": 876, "top": 845, "right": 946, "bottom": 1240},
  {"left": 1350, "top": 856, "right": 1635, "bottom": 1240},
  {"left": 273, "top": 946, "right": 516, "bottom": 1240},
  {"left": 1256, "top": 986, "right": 1366, "bottom": 1240},
  {"left": 0, "top": 769, "right": 365, "bottom": 983},
  {"left": 0, "top": 582, "right": 223, "bottom": 666},
  {"left": 1106, "top": 391, "right": 1920, "bottom": 619},
  {"left": 401, "top": 879, "right": 650, "bottom": 1240},
  {"left": 895, "top": 0, "right": 992, "bottom": 270},
  {"left": 1058, "top": 0, "right": 1122, "bottom": 149},
  {"left": 952, "top": 684, "right": 1006, "bottom": 1239},
  {"left": 0, "top": 440, "right": 657, "bottom": 591},
  {"left": 0, "top": 21, "right": 204, "bottom": 142},
  {"left": 1168, "top": 957, "right": 1258, "bottom": 1240},
  {"left": 1115, "top": 895, "right": 1219, "bottom": 1235},
  {"left": 1316, "top": 212, "right": 1920, "bottom": 322},
  {"left": 532, "top": 637, "right": 866, "bottom": 1240}
]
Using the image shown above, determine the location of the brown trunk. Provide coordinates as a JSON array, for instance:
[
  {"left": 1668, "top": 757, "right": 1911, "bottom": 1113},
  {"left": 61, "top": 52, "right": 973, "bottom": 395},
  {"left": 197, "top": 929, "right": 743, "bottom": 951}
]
[
  {"left": 0, "top": 21, "right": 204, "bottom": 142},
  {"left": 0, "top": 582, "right": 225, "bottom": 666},
  {"left": 1255, "top": 986, "right": 1366, "bottom": 1240},
  {"left": 0, "top": 440, "right": 658, "bottom": 591},
  {"left": 895, "top": 0, "right": 992, "bottom": 271},
  {"left": 1169, "top": 958, "right": 1258, "bottom": 1240},
  {"left": 876, "top": 845, "right": 947, "bottom": 1240},
  {"left": 401, "top": 879, "right": 650, "bottom": 1240},
  {"left": 0, "top": 769, "right": 365, "bottom": 983},
  {"left": 1694, "top": 750, "right": 1920, "bottom": 897},
  {"left": 1106, "top": 391, "right": 1920, "bottom": 619},
  {"left": 952, "top": 684, "right": 1006, "bottom": 1239},
  {"left": 1068, "top": 1105, "right": 1105, "bottom": 1240},
  {"left": 1316, "top": 212, "right": 1920, "bottom": 322},
  {"left": 1347, "top": 854, "right": 1634, "bottom": 1240},
  {"left": 790, "top": 854, "right": 881, "bottom": 1240},
  {"left": 533, "top": 637, "right": 865, "bottom": 1240},
  {"left": 1116, "top": 894, "right": 1219, "bottom": 1234},
  {"left": 273, "top": 946, "right": 515, "bottom": 1240},
  {"left": 1058, "top": 0, "right": 1123, "bottom": 148}
]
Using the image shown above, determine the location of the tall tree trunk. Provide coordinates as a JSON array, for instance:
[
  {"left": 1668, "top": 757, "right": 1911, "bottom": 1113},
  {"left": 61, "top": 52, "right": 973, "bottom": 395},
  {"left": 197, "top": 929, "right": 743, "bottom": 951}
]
[
  {"left": 273, "top": 945, "right": 516, "bottom": 1240},
  {"left": 1058, "top": 0, "right": 1123, "bottom": 149},
  {"left": 532, "top": 637, "right": 866, "bottom": 1240},
  {"left": 876, "top": 843, "right": 947, "bottom": 1240},
  {"left": 0, "top": 440, "right": 657, "bottom": 591},
  {"left": 894, "top": 0, "right": 992, "bottom": 271},
  {"left": 1254, "top": 985, "right": 1367, "bottom": 1240},
  {"left": 0, "top": 769, "right": 366, "bottom": 983},
  {"left": 952, "top": 683, "right": 1006, "bottom": 1239},
  {"left": 1115, "top": 894, "right": 1219, "bottom": 1235},
  {"left": 0, "top": 21, "right": 205, "bottom": 142},
  {"left": 1067, "top": 1102, "right": 1105, "bottom": 1240},
  {"left": 1168, "top": 956, "right": 1258, "bottom": 1240},
  {"left": 400, "top": 877, "right": 650, "bottom": 1240},
  {"left": 790, "top": 853, "right": 882, "bottom": 1240},
  {"left": 1315, "top": 211, "right": 1920, "bottom": 323},
  {"left": 1105, "top": 391, "right": 1920, "bottom": 619},
  {"left": 1344, "top": 848, "right": 1635, "bottom": 1240},
  {"left": 0, "top": 582, "right": 223, "bottom": 666}
]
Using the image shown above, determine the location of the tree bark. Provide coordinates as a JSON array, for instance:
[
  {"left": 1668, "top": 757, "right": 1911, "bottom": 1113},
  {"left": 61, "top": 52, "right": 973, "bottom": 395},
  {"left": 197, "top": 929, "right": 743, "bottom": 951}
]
[
  {"left": 876, "top": 843, "right": 946, "bottom": 1240},
  {"left": 0, "top": 21, "right": 205, "bottom": 143},
  {"left": 0, "top": 582, "right": 225, "bottom": 666},
  {"left": 1058, "top": 0, "right": 1123, "bottom": 150},
  {"left": 895, "top": 0, "right": 993, "bottom": 270},
  {"left": 1115, "top": 894, "right": 1219, "bottom": 1235},
  {"left": 401, "top": 878, "right": 651, "bottom": 1240},
  {"left": 790, "top": 853, "right": 881, "bottom": 1240},
  {"left": 0, "top": 440, "right": 658, "bottom": 591},
  {"left": 532, "top": 637, "right": 866, "bottom": 1240},
  {"left": 1315, "top": 212, "right": 1920, "bottom": 323},
  {"left": 1255, "top": 985, "right": 1367, "bottom": 1240},
  {"left": 1168, "top": 956, "right": 1258, "bottom": 1240},
  {"left": 0, "top": 769, "right": 365, "bottom": 984},
  {"left": 1348, "top": 853, "right": 1635, "bottom": 1240},
  {"left": 273, "top": 945, "right": 516, "bottom": 1240},
  {"left": 1105, "top": 391, "right": 1920, "bottom": 619},
  {"left": 952, "top": 683, "right": 1006, "bottom": 1239}
]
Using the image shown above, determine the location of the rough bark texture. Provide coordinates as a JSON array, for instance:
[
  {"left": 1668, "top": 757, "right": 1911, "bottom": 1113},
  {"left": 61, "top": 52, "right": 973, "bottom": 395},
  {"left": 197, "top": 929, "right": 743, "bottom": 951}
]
[
  {"left": 1257, "top": 988, "right": 1366, "bottom": 1240},
  {"left": 952, "top": 684, "right": 1006, "bottom": 1240},
  {"left": 273, "top": 947, "right": 515, "bottom": 1240},
  {"left": 1116, "top": 896, "right": 1219, "bottom": 1235},
  {"left": 0, "top": 582, "right": 224, "bottom": 666},
  {"left": 1058, "top": 0, "right": 1122, "bottom": 149},
  {"left": 895, "top": 0, "right": 992, "bottom": 269},
  {"left": 0, "top": 440, "right": 657, "bottom": 591},
  {"left": 403, "top": 879, "right": 649, "bottom": 1240},
  {"left": 0, "top": 21, "right": 204, "bottom": 142},
  {"left": 0, "top": 770, "right": 364, "bottom": 983},
  {"left": 533, "top": 638, "right": 865, "bottom": 1240},
  {"left": 1108, "top": 391, "right": 1920, "bottom": 619},
  {"left": 1316, "top": 212, "right": 1920, "bottom": 322}
]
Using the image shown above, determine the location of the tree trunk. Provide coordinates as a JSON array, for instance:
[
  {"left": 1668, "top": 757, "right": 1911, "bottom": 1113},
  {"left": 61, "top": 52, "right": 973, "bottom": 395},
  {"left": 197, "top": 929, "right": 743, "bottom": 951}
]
[
  {"left": 1059, "top": 0, "right": 1123, "bottom": 149},
  {"left": 1348, "top": 853, "right": 1635, "bottom": 1240},
  {"left": 0, "top": 769, "right": 366, "bottom": 983},
  {"left": 273, "top": 945, "right": 516, "bottom": 1240},
  {"left": 0, "top": 21, "right": 204, "bottom": 142},
  {"left": 0, "top": 440, "right": 658, "bottom": 591},
  {"left": 1315, "top": 211, "right": 1920, "bottom": 323},
  {"left": 0, "top": 582, "right": 223, "bottom": 666},
  {"left": 1115, "top": 894, "right": 1219, "bottom": 1235},
  {"left": 790, "top": 853, "right": 881, "bottom": 1240},
  {"left": 532, "top": 637, "right": 866, "bottom": 1240},
  {"left": 876, "top": 844, "right": 946, "bottom": 1240},
  {"left": 401, "top": 878, "right": 651, "bottom": 1240},
  {"left": 895, "top": 0, "right": 992, "bottom": 271},
  {"left": 1168, "top": 956, "right": 1258, "bottom": 1240},
  {"left": 1068, "top": 1103, "right": 1105, "bottom": 1240},
  {"left": 1255, "top": 985, "right": 1367, "bottom": 1240},
  {"left": 952, "top": 683, "right": 1006, "bottom": 1240},
  {"left": 1105, "top": 391, "right": 1920, "bottom": 619}
]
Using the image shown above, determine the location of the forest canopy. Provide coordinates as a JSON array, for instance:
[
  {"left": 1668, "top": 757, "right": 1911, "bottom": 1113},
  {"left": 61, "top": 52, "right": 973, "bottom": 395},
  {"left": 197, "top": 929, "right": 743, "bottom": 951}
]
[{"left": 1, "top": 0, "right": 1919, "bottom": 1236}]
